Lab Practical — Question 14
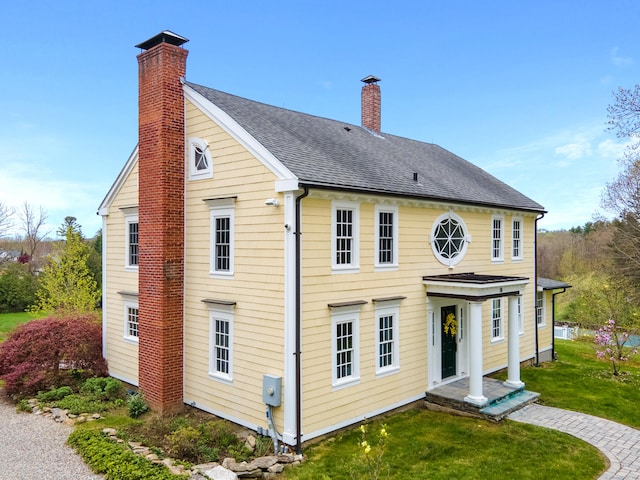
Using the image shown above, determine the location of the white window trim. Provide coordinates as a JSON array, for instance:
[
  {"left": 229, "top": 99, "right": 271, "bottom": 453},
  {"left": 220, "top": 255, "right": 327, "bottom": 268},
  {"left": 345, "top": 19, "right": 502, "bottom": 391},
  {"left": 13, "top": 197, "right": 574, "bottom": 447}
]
[
  {"left": 208, "top": 200, "right": 235, "bottom": 279},
  {"left": 430, "top": 211, "right": 471, "bottom": 267},
  {"left": 491, "top": 214, "right": 504, "bottom": 263},
  {"left": 512, "top": 216, "right": 523, "bottom": 261},
  {"left": 331, "top": 200, "right": 360, "bottom": 273},
  {"left": 208, "top": 305, "right": 234, "bottom": 384},
  {"left": 491, "top": 298, "right": 504, "bottom": 343},
  {"left": 331, "top": 305, "right": 361, "bottom": 389},
  {"left": 188, "top": 137, "right": 213, "bottom": 180},
  {"left": 536, "top": 291, "right": 546, "bottom": 327},
  {"left": 124, "top": 213, "right": 139, "bottom": 271},
  {"left": 374, "top": 204, "right": 399, "bottom": 271},
  {"left": 375, "top": 302, "right": 400, "bottom": 377},
  {"left": 123, "top": 299, "right": 139, "bottom": 344}
]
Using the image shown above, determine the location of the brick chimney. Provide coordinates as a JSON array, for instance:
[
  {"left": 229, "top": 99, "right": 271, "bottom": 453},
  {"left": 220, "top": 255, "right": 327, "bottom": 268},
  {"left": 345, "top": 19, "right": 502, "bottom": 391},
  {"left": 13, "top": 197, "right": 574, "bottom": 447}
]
[
  {"left": 361, "top": 75, "right": 381, "bottom": 133},
  {"left": 135, "top": 31, "right": 188, "bottom": 414}
]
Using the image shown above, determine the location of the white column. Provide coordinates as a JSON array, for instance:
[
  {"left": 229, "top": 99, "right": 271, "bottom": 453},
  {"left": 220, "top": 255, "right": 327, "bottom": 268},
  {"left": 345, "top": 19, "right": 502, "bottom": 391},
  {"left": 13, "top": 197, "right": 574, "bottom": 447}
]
[
  {"left": 464, "top": 301, "right": 488, "bottom": 407},
  {"left": 504, "top": 295, "right": 525, "bottom": 389}
]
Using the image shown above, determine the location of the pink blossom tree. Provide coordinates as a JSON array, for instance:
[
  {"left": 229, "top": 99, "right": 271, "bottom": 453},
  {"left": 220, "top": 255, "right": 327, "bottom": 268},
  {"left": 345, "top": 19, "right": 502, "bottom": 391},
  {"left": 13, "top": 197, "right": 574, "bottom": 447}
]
[{"left": 594, "top": 318, "right": 638, "bottom": 376}]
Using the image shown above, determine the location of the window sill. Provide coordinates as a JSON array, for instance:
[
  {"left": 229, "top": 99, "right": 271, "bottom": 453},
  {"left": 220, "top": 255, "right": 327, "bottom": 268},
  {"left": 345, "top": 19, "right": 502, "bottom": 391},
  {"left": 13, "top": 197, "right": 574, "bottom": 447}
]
[
  {"left": 209, "top": 272, "right": 234, "bottom": 280},
  {"left": 331, "top": 376, "right": 360, "bottom": 391},
  {"left": 125, "top": 266, "right": 139, "bottom": 273},
  {"left": 331, "top": 266, "right": 360, "bottom": 274},
  {"left": 123, "top": 336, "right": 139, "bottom": 345},
  {"left": 374, "top": 264, "right": 399, "bottom": 272},
  {"left": 375, "top": 366, "right": 400, "bottom": 378},
  {"left": 490, "top": 337, "right": 504, "bottom": 345},
  {"left": 208, "top": 373, "right": 233, "bottom": 385}
]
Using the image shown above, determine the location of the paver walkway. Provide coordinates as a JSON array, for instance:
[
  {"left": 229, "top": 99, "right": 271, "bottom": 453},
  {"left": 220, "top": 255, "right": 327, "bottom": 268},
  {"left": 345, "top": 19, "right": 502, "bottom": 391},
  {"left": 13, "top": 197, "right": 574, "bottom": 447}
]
[{"left": 509, "top": 404, "right": 640, "bottom": 479}]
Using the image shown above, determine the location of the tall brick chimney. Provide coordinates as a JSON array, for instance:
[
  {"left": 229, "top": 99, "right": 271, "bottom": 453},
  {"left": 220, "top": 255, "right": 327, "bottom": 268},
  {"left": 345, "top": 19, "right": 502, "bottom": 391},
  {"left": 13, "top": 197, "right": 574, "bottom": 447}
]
[
  {"left": 361, "top": 75, "right": 381, "bottom": 133},
  {"left": 135, "top": 31, "right": 188, "bottom": 414}
]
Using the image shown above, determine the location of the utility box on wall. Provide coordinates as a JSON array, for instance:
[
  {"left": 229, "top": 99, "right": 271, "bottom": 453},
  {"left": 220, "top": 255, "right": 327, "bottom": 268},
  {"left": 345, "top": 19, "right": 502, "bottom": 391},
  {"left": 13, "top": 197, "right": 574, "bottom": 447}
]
[{"left": 262, "top": 374, "right": 282, "bottom": 407}]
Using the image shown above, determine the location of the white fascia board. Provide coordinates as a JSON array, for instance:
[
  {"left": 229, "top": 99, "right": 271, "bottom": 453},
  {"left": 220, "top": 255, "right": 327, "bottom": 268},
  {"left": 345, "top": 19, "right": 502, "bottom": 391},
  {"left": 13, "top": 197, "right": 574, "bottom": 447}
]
[
  {"left": 98, "top": 145, "right": 139, "bottom": 215},
  {"left": 184, "top": 85, "right": 298, "bottom": 182},
  {"left": 276, "top": 178, "right": 300, "bottom": 192},
  {"left": 424, "top": 279, "right": 529, "bottom": 299}
]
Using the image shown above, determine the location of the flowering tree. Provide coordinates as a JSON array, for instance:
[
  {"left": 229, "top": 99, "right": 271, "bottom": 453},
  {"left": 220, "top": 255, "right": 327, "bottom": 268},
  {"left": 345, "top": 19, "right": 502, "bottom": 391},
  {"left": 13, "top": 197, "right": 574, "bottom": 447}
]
[{"left": 594, "top": 319, "right": 638, "bottom": 376}]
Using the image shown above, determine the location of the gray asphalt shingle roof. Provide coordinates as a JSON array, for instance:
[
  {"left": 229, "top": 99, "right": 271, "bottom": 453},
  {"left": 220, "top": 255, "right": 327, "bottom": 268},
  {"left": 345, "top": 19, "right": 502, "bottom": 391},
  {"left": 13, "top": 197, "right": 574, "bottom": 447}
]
[{"left": 186, "top": 81, "right": 545, "bottom": 213}]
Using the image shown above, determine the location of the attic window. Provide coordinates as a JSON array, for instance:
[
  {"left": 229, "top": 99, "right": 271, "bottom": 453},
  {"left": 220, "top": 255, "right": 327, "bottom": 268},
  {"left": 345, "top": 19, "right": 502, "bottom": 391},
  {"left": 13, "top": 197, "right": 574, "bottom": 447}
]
[
  {"left": 189, "top": 137, "right": 213, "bottom": 180},
  {"left": 430, "top": 212, "right": 471, "bottom": 267}
]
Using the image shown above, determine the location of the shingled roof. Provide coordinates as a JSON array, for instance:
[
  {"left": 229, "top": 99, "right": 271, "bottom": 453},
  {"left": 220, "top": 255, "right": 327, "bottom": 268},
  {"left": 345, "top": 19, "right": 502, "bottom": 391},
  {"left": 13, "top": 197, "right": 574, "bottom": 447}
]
[{"left": 185, "top": 81, "right": 545, "bottom": 213}]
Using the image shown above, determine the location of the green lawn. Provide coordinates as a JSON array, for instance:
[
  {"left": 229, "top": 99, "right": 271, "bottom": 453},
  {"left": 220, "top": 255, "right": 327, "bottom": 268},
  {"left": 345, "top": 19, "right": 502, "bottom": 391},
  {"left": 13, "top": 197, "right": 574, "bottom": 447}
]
[
  {"left": 286, "top": 339, "right": 640, "bottom": 479},
  {"left": 283, "top": 409, "right": 604, "bottom": 479},
  {"left": 494, "top": 338, "right": 640, "bottom": 428},
  {"left": 0, "top": 311, "right": 47, "bottom": 343}
]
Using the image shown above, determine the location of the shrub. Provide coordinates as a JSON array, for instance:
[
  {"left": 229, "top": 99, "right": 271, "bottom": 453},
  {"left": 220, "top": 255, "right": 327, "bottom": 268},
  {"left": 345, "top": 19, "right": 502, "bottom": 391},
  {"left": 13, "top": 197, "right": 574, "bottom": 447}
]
[
  {"left": 37, "top": 385, "right": 74, "bottom": 402},
  {"left": 165, "top": 425, "right": 219, "bottom": 463},
  {"left": 127, "top": 393, "right": 150, "bottom": 418},
  {"left": 68, "top": 429, "right": 184, "bottom": 480},
  {"left": 0, "top": 262, "right": 39, "bottom": 313},
  {"left": 80, "top": 377, "right": 124, "bottom": 401},
  {"left": 54, "top": 394, "right": 114, "bottom": 415},
  {"left": 0, "top": 314, "right": 107, "bottom": 397}
]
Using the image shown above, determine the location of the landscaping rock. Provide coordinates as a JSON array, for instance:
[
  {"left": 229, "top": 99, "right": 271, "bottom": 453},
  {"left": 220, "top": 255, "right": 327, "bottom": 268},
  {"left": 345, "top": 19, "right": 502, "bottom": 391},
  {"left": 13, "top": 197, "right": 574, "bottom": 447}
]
[
  {"left": 251, "top": 456, "right": 277, "bottom": 469},
  {"left": 204, "top": 465, "right": 238, "bottom": 480}
]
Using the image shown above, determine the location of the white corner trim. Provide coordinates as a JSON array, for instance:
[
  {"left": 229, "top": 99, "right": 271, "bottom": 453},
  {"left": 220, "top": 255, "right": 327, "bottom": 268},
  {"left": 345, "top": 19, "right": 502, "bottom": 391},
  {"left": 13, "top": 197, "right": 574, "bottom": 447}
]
[
  {"left": 183, "top": 85, "right": 298, "bottom": 181},
  {"left": 98, "top": 145, "right": 138, "bottom": 215}
]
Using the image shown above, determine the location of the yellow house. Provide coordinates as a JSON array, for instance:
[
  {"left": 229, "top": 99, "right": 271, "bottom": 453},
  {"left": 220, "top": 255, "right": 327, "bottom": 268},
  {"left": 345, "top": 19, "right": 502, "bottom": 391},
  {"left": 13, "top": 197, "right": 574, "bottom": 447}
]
[{"left": 99, "top": 31, "right": 568, "bottom": 454}]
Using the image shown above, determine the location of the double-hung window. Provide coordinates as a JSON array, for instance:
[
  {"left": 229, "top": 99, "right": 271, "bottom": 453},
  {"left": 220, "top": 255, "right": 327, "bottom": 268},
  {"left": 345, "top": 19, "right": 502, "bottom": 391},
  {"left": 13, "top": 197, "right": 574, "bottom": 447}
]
[
  {"left": 123, "top": 300, "right": 139, "bottom": 343},
  {"left": 208, "top": 306, "right": 234, "bottom": 383},
  {"left": 491, "top": 215, "right": 504, "bottom": 262},
  {"left": 512, "top": 217, "right": 523, "bottom": 260},
  {"left": 332, "top": 201, "right": 360, "bottom": 273},
  {"left": 375, "top": 205, "right": 398, "bottom": 270},
  {"left": 123, "top": 209, "right": 139, "bottom": 270},
  {"left": 206, "top": 198, "right": 235, "bottom": 278},
  {"left": 517, "top": 295, "right": 524, "bottom": 335},
  {"left": 331, "top": 305, "right": 361, "bottom": 388},
  {"left": 375, "top": 301, "right": 400, "bottom": 375},
  {"left": 536, "top": 291, "right": 545, "bottom": 327},
  {"left": 491, "top": 298, "right": 503, "bottom": 341}
]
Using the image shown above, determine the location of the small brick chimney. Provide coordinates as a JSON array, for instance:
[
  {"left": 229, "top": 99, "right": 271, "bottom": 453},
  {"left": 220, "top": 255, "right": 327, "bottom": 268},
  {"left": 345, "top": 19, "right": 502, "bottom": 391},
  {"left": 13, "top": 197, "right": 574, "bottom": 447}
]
[
  {"left": 361, "top": 75, "right": 381, "bottom": 133},
  {"left": 135, "top": 31, "right": 188, "bottom": 414}
]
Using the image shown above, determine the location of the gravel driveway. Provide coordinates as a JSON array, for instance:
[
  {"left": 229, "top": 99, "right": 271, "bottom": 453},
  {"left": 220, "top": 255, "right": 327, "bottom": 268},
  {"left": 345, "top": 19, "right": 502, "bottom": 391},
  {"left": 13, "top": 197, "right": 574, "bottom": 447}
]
[{"left": 0, "top": 397, "right": 103, "bottom": 480}]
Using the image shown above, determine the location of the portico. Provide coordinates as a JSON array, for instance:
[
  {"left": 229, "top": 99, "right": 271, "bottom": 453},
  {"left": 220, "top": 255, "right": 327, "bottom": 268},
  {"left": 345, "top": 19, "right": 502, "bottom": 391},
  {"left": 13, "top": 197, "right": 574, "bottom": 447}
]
[{"left": 423, "top": 273, "right": 529, "bottom": 408}]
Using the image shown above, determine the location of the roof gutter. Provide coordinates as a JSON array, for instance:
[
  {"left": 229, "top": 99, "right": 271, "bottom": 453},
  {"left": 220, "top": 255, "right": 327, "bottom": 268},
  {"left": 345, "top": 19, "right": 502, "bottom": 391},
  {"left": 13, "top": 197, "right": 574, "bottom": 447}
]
[
  {"left": 294, "top": 186, "right": 309, "bottom": 455},
  {"left": 534, "top": 212, "right": 545, "bottom": 366}
]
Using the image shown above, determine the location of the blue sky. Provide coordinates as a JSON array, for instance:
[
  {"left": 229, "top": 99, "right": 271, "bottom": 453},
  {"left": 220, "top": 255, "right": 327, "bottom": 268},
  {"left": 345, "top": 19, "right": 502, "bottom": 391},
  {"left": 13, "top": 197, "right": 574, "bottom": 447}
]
[{"left": 1, "top": 1, "right": 638, "bottom": 237}]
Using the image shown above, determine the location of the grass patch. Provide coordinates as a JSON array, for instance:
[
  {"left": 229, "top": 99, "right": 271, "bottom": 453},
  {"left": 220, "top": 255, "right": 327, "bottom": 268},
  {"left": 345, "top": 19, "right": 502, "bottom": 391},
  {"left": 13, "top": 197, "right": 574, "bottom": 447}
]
[
  {"left": 283, "top": 409, "right": 605, "bottom": 479},
  {"left": 493, "top": 339, "right": 640, "bottom": 428},
  {"left": 0, "top": 311, "right": 47, "bottom": 343}
]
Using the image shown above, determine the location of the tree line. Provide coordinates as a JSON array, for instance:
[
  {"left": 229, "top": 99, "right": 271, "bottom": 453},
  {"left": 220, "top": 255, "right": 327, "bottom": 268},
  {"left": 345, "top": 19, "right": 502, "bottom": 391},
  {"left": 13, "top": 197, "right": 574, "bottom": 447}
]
[
  {"left": 539, "top": 84, "right": 640, "bottom": 331},
  {"left": 0, "top": 205, "right": 101, "bottom": 315}
]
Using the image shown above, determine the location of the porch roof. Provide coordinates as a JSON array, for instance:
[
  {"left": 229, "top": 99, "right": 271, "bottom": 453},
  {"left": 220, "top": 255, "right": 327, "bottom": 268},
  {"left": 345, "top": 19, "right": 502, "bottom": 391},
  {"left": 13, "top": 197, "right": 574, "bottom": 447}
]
[{"left": 422, "top": 272, "right": 529, "bottom": 301}]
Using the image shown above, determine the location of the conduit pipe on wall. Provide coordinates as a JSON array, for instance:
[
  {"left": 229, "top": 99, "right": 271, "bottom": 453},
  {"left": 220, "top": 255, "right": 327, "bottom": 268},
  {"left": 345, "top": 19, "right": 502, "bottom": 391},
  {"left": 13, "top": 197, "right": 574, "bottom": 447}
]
[{"left": 294, "top": 186, "right": 309, "bottom": 456}]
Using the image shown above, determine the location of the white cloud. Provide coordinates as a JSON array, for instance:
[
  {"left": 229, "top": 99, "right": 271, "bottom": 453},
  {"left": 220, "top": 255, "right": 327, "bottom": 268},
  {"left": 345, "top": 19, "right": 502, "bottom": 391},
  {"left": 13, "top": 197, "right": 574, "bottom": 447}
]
[
  {"left": 597, "top": 138, "right": 628, "bottom": 159},
  {"left": 554, "top": 140, "right": 592, "bottom": 160},
  {"left": 610, "top": 46, "right": 633, "bottom": 67}
]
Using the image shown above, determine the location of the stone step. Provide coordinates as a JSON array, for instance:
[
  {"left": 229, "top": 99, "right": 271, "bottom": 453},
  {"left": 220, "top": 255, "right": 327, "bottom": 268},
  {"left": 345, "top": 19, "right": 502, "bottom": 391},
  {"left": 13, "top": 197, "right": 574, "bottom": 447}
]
[{"left": 479, "top": 390, "right": 540, "bottom": 421}]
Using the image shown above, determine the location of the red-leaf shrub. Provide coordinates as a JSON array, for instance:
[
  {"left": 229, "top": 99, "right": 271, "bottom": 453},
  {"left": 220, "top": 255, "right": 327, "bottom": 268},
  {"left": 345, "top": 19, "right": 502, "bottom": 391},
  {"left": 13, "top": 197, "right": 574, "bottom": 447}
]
[{"left": 0, "top": 314, "right": 108, "bottom": 397}]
